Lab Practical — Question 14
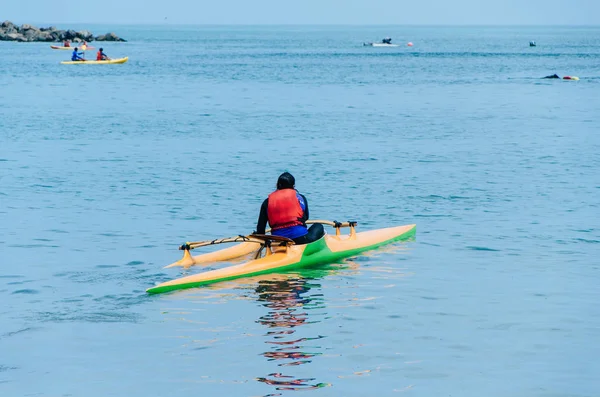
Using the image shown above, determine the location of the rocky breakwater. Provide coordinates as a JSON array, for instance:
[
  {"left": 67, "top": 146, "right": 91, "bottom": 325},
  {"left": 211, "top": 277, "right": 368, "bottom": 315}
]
[{"left": 0, "top": 20, "right": 126, "bottom": 42}]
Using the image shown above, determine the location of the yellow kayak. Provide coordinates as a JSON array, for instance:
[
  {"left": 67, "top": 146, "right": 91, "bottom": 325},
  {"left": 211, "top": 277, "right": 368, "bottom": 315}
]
[
  {"left": 147, "top": 221, "right": 416, "bottom": 294},
  {"left": 60, "top": 57, "right": 128, "bottom": 65}
]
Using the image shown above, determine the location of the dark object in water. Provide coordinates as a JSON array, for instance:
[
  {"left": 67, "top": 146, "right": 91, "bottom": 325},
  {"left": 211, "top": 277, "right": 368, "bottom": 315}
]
[
  {"left": 530, "top": 41, "right": 536, "bottom": 47},
  {"left": 543, "top": 74, "right": 560, "bottom": 79}
]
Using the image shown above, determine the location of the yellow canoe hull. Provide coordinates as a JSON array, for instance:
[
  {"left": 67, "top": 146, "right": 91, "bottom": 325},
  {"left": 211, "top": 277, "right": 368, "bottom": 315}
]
[
  {"left": 60, "top": 57, "right": 128, "bottom": 65},
  {"left": 147, "top": 224, "right": 416, "bottom": 294}
]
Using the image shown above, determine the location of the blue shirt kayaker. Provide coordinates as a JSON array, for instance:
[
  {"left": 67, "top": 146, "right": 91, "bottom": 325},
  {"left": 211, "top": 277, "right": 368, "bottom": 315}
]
[
  {"left": 71, "top": 48, "right": 85, "bottom": 61},
  {"left": 256, "top": 172, "right": 324, "bottom": 245}
]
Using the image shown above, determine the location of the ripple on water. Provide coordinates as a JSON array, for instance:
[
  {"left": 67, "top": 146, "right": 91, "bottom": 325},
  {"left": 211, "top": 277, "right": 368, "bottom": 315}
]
[
  {"left": 11, "top": 289, "right": 39, "bottom": 295},
  {"left": 1, "top": 327, "right": 39, "bottom": 339},
  {"left": 465, "top": 246, "right": 501, "bottom": 251},
  {"left": 35, "top": 310, "right": 142, "bottom": 324}
]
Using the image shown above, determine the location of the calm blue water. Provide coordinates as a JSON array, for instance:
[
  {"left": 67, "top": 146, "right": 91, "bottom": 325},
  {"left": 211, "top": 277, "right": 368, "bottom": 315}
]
[{"left": 1, "top": 25, "right": 599, "bottom": 397}]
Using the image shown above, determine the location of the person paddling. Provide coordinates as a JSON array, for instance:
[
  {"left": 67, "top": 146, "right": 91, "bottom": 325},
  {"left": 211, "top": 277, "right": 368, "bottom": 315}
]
[
  {"left": 256, "top": 172, "right": 324, "bottom": 245},
  {"left": 96, "top": 48, "right": 110, "bottom": 61},
  {"left": 63, "top": 40, "right": 71, "bottom": 47},
  {"left": 71, "top": 47, "right": 85, "bottom": 62}
]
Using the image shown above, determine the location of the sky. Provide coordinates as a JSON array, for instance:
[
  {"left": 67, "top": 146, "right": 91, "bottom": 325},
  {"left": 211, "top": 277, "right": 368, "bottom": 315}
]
[{"left": 3, "top": 0, "right": 600, "bottom": 25}]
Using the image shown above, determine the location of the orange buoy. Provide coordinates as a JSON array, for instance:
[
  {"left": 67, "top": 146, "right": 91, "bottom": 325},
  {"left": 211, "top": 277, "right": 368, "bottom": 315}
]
[{"left": 407, "top": 42, "right": 413, "bottom": 47}]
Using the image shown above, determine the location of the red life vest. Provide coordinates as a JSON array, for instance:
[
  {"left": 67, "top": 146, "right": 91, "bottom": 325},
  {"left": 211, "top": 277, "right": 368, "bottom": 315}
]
[
  {"left": 267, "top": 189, "right": 304, "bottom": 230},
  {"left": 96, "top": 51, "right": 102, "bottom": 61}
]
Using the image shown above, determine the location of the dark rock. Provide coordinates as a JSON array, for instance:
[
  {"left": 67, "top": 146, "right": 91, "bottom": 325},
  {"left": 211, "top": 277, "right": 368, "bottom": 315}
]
[
  {"left": 0, "top": 21, "right": 126, "bottom": 42},
  {"left": 1, "top": 21, "right": 16, "bottom": 33},
  {"left": 23, "top": 31, "right": 36, "bottom": 41},
  {"left": 95, "top": 32, "right": 126, "bottom": 42},
  {"left": 55, "top": 30, "right": 67, "bottom": 41},
  {"left": 35, "top": 31, "right": 55, "bottom": 42},
  {"left": 23, "top": 27, "right": 43, "bottom": 41},
  {"left": 49, "top": 31, "right": 62, "bottom": 41},
  {"left": 0, "top": 32, "right": 27, "bottom": 42},
  {"left": 20, "top": 24, "right": 38, "bottom": 32},
  {"left": 64, "top": 29, "right": 77, "bottom": 40},
  {"left": 76, "top": 30, "right": 94, "bottom": 41}
]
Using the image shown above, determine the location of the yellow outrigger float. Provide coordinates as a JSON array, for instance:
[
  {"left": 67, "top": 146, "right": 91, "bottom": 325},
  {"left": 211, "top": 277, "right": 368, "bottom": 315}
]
[{"left": 146, "top": 220, "right": 416, "bottom": 294}]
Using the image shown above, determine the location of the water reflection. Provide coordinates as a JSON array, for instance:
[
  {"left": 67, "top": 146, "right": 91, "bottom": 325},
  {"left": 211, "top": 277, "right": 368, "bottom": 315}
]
[{"left": 254, "top": 270, "right": 334, "bottom": 393}]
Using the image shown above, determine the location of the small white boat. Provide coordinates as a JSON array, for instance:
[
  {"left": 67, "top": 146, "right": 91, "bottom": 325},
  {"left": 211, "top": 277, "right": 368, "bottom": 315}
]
[{"left": 363, "top": 42, "right": 399, "bottom": 47}]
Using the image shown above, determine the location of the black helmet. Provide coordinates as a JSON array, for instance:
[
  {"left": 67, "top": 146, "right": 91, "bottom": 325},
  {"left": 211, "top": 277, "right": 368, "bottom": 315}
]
[
  {"left": 100, "top": 48, "right": 103, "bottom": 51},
  {"left": 276, "top": 172, "right": 295, "bottom": 189}
]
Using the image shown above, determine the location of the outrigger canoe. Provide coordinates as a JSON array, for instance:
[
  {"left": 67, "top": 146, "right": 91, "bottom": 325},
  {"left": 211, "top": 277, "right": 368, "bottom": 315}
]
[
  {"left": 363, "top": 42, "right": 399, "bottom": 47},
  {"left": 50, "top": 45, "right": 95, "bottom": 50},
  {"left": 60, "top": 57, "right": 128, "bottom": 65},
  {"left": 146, "top": 221, "right": 416, "bottom": 294}
]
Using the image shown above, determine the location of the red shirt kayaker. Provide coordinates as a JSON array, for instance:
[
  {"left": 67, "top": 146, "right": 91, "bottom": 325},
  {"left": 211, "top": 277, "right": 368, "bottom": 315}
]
[
  {"left": 256, "top": 172, "right": 324, "bottom": 244},
  {"left": 96, "top": 48, "right": 110, "bottom": 61},
  {"left": 63, "top": 40, "right": 70, "bottom": 47}
]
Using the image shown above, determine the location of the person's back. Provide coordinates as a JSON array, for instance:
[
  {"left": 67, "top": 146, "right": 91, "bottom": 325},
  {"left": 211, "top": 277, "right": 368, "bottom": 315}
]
[
  {"left": 256, "top": 172, "right": 324, "bottom": 245},
  {"left": 97, "top": 48, "right": 108, "bottom": 61},
  {"left": 71, "top": 48, "right": 84, "bottom": 62},
  {"left": 267, "top": 188, "right": 307, "bottom": 239}
]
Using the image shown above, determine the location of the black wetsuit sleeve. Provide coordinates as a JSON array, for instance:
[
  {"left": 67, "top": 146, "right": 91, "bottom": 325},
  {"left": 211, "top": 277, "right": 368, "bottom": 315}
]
[
  {"left": 300, "top": 194, "right": 309, "bottom": 223},
  {"left": 256, "top": 198, "right": 269, "bottom": 234}
]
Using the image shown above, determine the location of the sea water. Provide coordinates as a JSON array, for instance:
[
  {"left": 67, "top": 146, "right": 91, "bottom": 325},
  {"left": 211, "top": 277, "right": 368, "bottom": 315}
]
[{"left": 1, "top": 25, "right": 599, "bottom": 396}]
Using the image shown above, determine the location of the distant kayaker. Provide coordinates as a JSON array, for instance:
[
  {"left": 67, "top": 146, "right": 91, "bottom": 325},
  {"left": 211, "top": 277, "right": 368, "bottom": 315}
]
[
  {"left": 542, "top": 74, "right": 560, "bottom": 79},
  {"left": 256, "top": 172, "right": 324, "bottom": 245},
  {"left": 382, "top": 37, "right": 392, "bottom": 44},
  {"left": 96, "top": 48, "right": 110, "bottom": 61},
  {"left": 71, "top": 48, "right": 85, "bottom": 62},
  {"left": 63, "top": 40, "right": 71, "bottom": 47}
]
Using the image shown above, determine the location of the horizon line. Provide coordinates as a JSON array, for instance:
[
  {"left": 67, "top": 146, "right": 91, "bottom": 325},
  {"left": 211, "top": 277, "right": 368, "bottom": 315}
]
[{"left": 6, "top": 20, "right": 600, "bottom": 27}]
